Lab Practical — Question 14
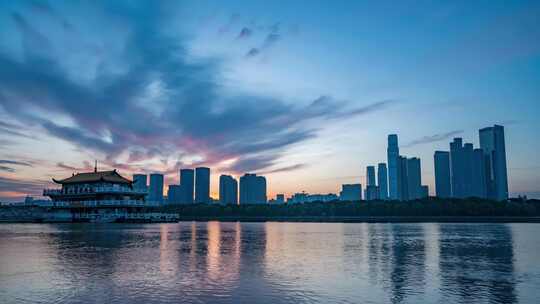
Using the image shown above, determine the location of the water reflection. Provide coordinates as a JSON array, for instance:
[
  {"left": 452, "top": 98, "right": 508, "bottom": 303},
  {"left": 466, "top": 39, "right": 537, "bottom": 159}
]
[
  {"left": 0, "top": 223, "right": 529, "bottom": 304},
  {"left": 439, "top": 224, "right": 517, "bottom": 304}
]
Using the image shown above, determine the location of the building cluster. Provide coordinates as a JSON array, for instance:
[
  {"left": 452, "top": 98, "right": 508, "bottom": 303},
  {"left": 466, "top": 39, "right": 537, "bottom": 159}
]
[
  {"left": 133, "top": 168, "right": 267, "bottom": 205},
  {"left": 434, "top": 125, "right": 508, "bottom": 200},
  {"left": 44, "top": 124, "right": 507, "bottom": 207},
  {"left": 337, "top": 124, "right": 509, "bottom": 202}
]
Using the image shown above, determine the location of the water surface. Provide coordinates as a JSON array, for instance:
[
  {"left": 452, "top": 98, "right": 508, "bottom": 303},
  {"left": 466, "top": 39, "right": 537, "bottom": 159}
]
[{"left": 0, "top": 223, "right": 539, "bottom": 304}]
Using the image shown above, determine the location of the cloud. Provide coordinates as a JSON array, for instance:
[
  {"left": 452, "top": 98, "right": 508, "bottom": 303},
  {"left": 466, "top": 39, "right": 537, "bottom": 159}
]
[
  {"left": 258, "top": 163, "right": 308, "bottom": 175},
  {"left": 0, "top": 160, "right": 33, "bottom": 173},
  {"left": 0, "top": 160, "right": 32, "bottom": 166},
  {"left": 237, "top": 27, "right": 252, "bottom": 39},
  {"left": 403, "top": 130, "right": 464, "bottom": 148},
  {"left": 0, "top": 1, "right": 397, "bottom": 180},
  {"left": 245, "top": 48, "right": 260, "bottom": 57},
  {"left": 0, "top": 176, "right": 47, "bottom": 201},
  {"left": 56, "top": 161, "right": 93, "bottom": 172},
  {"left": 0, "top": 166, "right": 16, "bottom": 172}
]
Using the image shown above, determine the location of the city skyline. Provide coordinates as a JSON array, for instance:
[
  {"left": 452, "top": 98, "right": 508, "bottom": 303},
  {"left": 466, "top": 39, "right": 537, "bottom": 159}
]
[{"left": 1, "top": 1, "right": 539, "bottom": 202}]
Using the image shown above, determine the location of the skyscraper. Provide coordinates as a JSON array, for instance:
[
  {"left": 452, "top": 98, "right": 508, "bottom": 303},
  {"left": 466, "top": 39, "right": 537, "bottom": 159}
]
[
  {"left": 479, "top": 125, "right": 509, "bottom": 201},
  {"left": 180, "top": 169, "right": 194, "bottom": 204},
  {"left": 133, "top": 174, "right": 147, "bottom": 191},
  {"left": 366, "top": 166, "right": 376, "bottom": 186},
  {"left": 195, "top": 167, "right": 210, "bottom": 203},
  {"left": 219, "top": 175, "right": 238, "bottom": 205},
  {"left": 340, "top": 184, "right": 362, "bottom": 201},
  {"left": 471, "top": 148, "right": 487, "bottom": 198},
  {"left": 398, "top": 156, "right": 409, "bottom": 201},
  {"left": 434, "top": 151, "right": 451, "bottom": 198},
  {"left": 407, "top": 157, "right": 422, "bottom": 200},
  {"left": 463, "top": 143, "right": 474, "bottom": 197},
  {"left": 377, "top": 163, "right": 388, "bottom": 200},
  {"left": 239, "top": 173, "right": 267, "bottom": 204},
  {"left": 148, "top": 173, "right": 164, "bottom": 204},
  {"left": 450, "top": 138, "right": 466, "bottom": 198},
  {"left": 167, "top": 185, "right": 182, "bottom": 204},
  {"left": 387, "top": 134, "right": 400, "bottom": 200}
]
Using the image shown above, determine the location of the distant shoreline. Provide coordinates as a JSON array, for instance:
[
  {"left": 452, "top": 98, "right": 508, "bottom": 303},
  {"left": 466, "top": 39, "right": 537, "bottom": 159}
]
[
  {"left": 2, "top": 216, "right": 540, "bottom": 224},
  {"left": 176, "top": 216, "right": 540, "bottom": 223}
]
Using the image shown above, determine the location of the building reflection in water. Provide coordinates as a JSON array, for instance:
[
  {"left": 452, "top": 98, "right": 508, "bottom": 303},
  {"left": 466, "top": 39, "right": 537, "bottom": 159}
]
[
  {"left": 0, "top": 222, "right": 525, "bottom": 304},
  {"left": 438, "top": 224, "right": 517, "bottom": 304}
]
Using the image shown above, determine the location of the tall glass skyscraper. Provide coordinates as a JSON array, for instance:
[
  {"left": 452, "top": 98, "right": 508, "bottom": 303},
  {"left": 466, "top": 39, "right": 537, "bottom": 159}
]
[
  {"left": 387, "top": 134, "right": 400, "bottom": 200},
  {"left": 219, "top": 175, "right": 238, "bottom": 205},
  {"left": 377, "top": 163, "right": 388, "bottom": 200},
  {"left": 180, "top": 169, "right": 194, "bottom": 204},
  {"left": 148, "top": 173, "right": 164, "bottom": 204},
  {"left": 239, "top": 173, "right": 267, "bottom": 204},
  {"left": 434, "top": 151, "right": 451, "bottom": 198},
  {"left": 195, "top": 167, "right": 210, "bottom": 203},
  {"left": 479, "top": 125, "right": 508, "bottom": 201},
  {"left": 366, "top": 166, "right": 376, "bottom": 186}
]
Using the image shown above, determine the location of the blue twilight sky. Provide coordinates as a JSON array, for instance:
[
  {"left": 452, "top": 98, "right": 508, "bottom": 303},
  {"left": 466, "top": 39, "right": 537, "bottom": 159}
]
[{"left": 0, "top": 0, "right": 539, "bottom": 201}]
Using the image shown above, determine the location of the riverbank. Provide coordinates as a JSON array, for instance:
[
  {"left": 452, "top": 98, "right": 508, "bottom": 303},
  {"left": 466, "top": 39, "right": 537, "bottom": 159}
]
[{"left": 176, "top": 216, "right": 540, "bottom": 223}]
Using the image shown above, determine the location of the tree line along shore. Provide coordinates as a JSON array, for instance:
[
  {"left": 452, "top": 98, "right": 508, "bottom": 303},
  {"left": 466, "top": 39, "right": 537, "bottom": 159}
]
[{"left": 1, "top": 198, "right": 539, "bottom": 223}]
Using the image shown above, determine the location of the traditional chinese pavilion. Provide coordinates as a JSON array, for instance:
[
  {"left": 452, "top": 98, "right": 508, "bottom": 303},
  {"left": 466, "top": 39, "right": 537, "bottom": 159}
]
[{"left": 42, "top": 166, "right": 177, "bottom": 222}]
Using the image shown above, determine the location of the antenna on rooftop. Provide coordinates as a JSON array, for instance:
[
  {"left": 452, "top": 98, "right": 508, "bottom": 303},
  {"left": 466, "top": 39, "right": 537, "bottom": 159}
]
[{"left": 94, "top": 160, "right": 97, "bottom": 173}]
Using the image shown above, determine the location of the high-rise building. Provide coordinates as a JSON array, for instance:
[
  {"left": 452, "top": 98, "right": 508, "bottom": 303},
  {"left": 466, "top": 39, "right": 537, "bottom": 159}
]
[
  {"left": 365, "top": 185, "right": 379, "bottom": 201},
  {"left": 195, "top": 167, "right": 210, "bottom": 203},
  {"left": 407, "top": 157, "right": 422, "bottom": 200},
  {"left": 377, "top": 163, "right": 388, "bottom": 200},
  {"left": 148, "top": 173, "right": 164, "bottom": 204},
  {"left": 398, "top": 156, "right": 409, "bottom": 201},
  {"left": 450, "top": 138, "right": 466, "bottom": 198},
  {"left": 434, "top": 151, "right": 451, "bottom": 198},
  {"left": 471, "top": 148, "right": 487, "bottom": 198},
  {"left": 463, "top": 143, "right": 475, "bottom": 196},
  {"left": 366, "top": 166, "right": 376, "bottom": 186},
  {"left": 180, "top": 169, "right": 194, "bottom": 204},
  {"left": 219, "top": 175, "right": 238, "bottom": 205},
  {"left": 133, "top": 174, "right": 147, "bottom": 191},
  {"left": 276, "top": 194, "right": 285, "bottom": 204},
  {"left": 239, "top": 173, "right": 267, "bottom": 204},
  {"left": 479, "top": 125, "right": 509, "bottom": 201},
  {"left": 387, "top": 134, "right": 400, "bottom": 200},
  {"left": 340, "top": 184, "right": 362, "bottom": 201},
  {"left": 167, "top": 185, "right": 182, "bottom": 204},
  {"left": 420, "top": 185, "right": 429, "bottom": 198}
]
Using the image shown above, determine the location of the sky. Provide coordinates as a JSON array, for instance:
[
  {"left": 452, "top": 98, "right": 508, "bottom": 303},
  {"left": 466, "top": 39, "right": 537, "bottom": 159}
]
[{"left": 0, "top": 0, "right": 539, "bottom": 202}]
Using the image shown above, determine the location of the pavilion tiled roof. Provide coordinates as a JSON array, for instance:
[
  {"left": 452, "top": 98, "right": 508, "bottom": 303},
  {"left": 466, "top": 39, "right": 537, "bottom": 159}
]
[{"left": 53, "top": 170, "right": 132, "bottom": 184}]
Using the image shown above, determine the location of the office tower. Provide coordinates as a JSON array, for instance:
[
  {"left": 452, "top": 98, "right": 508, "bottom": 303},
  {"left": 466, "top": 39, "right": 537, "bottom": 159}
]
[
  {"left": 463, "top": 143, "right": 474, "bottom": 197},
  {"left": 434, "top": 151, "right": 451, "bottom": 198},
  {"left": 167, "top": 185, "right": 182, "bottom": 204},
  {"left": 479, "top": 125, "right": 509, "bottom": 201},
  {"left": 276, "top": 194, "right": 285, "bottom": 204},
  {"left": 450, "top": 138, "right": 465, "bottom": 198},
  {"left": 366, "top": 166, "right": 376, "bottom": 186},
  {"left": 420, "top": 185, "right": 429, "bottom": 198},
  {"left": 180, "top": 169, "right": 194, "bottom": 204},
  {"left": 195, "top": 167, "right": 210, "bottom": 203},
  {"left": 340, "top": 184, "right": 362, "bottom": 201},
  {"left": 407, "top": 157, "right": 422, "bottom": 200},
  {"left": 377, "top": 163, "right": 388, "bottom": 200},
  {"left": 471, "top": 148, "right": 487, "bottom": 198},
  {"left": 398, "top": 156, "right": 409, "bottom": 201},
  {"left": 387, "top": 134, "right": 400, "bottom": 200},
  {"left": 239, "top": 173, "right": 267, "bottom": 204},
  {"left": 365, "top": 185, "right": 379, "bottom": 201},
  {"left": 133, "top": 174, "right": 147, "bottom": 191},
  {"left": 219, "top": 175, "right": 238, "bottom": 205},
  {"left": 148, "top": 173, "right": 164, "bottom": 203}
]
